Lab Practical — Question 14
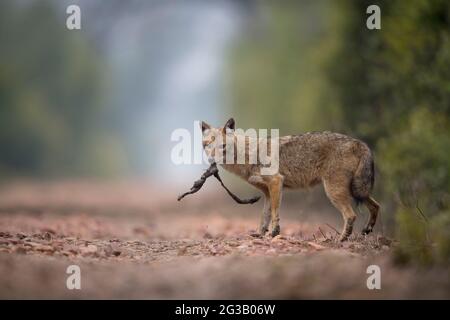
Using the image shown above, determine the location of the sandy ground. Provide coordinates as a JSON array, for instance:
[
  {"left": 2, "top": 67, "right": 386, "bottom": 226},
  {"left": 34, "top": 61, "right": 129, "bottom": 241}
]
[{"left": 0, "top": 181, "right": 448, "bottom": 299}]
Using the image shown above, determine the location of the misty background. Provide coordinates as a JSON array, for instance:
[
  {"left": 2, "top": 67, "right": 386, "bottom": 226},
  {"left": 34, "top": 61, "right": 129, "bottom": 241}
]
[
  {"left": 0, "top": 0, "right": 449, "bottom": 265},
  {"left": 1, "top": 0, "right": 244, "bottom": 181}
]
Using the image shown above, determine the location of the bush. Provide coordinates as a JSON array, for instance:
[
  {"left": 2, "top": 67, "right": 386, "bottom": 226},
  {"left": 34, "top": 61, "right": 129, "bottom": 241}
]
[{"left": 380, "top": 109, "right": 450, "bottom": 265}]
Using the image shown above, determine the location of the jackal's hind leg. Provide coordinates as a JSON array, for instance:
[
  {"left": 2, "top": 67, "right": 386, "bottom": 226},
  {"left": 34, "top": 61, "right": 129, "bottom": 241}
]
[
  {"left": 361, "top": 196, "right": 380, "bottom": 235},
  {"left": 340, "top": 214, "right": 356, "bottom": 242},
  {"left": 323, "top": 179, "right": 356, "bottom": 242}
]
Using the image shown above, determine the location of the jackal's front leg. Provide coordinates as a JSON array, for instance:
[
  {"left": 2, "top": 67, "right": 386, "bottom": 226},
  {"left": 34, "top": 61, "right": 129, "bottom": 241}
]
[
  {"left": 268, "top": 174, "right": 284, "bottom": 237},
  {"left": 248, "top": 175, "right": 272, "bottom": 236},
  {"left": 259, "top": 195, "right": 271, "bottom": 235}
]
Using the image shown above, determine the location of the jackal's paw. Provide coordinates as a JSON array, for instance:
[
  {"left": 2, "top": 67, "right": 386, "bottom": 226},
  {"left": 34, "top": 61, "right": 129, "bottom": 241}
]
[
  {"left": 338, "top": 234, "right": 349, "bottom": 242},
  {"left": 361, "top": 226, "right": 373, "bottom": 235},
  {"left": 270, "top": 225, "right": 280, "bottom": 237},
  {"left": 258, "top": 227, "right": 268, "bottom": 236},
  {"left": 250, "top": 232, "right": 263, "bottom": 238}
]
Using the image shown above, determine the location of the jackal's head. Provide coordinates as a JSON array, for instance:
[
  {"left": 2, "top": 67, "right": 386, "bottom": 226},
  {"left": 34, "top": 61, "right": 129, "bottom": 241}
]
[{"left": 200, "top": 118, "right": 235, "bottom": 161}]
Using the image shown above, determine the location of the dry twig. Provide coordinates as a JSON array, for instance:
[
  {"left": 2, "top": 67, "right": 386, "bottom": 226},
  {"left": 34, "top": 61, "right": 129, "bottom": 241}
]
[
  {"left": 325, "top": 223, "right": 341, "bottom": 235},
  {"left": 178, "top": 162, "right": 260, "bottom": 204},
  {"left": 318, "top": 227, "right": 328, "bottom": 240}
]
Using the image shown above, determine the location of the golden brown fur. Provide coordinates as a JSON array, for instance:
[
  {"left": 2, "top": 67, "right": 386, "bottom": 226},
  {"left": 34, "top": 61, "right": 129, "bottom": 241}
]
[{"left": 201, "top": 119, "right": 380, "bottom": 241}]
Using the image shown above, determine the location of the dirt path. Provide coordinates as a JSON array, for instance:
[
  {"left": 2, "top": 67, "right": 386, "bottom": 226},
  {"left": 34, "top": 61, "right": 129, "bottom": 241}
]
[{"left": 0, "top": 181, "right": 448, "bottom": 299}]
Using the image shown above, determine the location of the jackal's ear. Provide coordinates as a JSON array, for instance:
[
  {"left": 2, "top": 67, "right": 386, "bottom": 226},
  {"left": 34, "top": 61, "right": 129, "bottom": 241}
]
[
  {"left": 201, "top": 121, "right": 211, "bottom": 133},
  {"left": 223, "top": 118, "right": 235, "bottom": 132}
]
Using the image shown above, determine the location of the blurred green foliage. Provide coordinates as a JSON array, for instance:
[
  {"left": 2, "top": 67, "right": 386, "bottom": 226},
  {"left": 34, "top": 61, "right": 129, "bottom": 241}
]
[
  {"left": 0, "top": 0, "right": 449, "bottom": 265},
  {"left": 229, "top": 0, "right": 450, "bottom": 265},
  {"left": 227, "top": 1, "right": 343, "bottom": 134},
  {"left": 0, "top": 1, "right": 126, "bottom": 178}
]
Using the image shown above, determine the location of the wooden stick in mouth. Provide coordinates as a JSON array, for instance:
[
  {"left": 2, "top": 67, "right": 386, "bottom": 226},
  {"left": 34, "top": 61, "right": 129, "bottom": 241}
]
[{"left": 177, "top": 162, "right": 260, "bottom": 204}]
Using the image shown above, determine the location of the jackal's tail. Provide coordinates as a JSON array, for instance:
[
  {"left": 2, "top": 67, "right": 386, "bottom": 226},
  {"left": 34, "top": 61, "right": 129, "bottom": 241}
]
[{"left": 351, "top": 146, "right": 375, "bottom": 204}]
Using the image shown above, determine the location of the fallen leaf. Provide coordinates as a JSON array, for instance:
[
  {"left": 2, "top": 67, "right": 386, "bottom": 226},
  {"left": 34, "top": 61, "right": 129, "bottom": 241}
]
[{"left": 307, "top": 241, "right": 326, "bottom": 250}]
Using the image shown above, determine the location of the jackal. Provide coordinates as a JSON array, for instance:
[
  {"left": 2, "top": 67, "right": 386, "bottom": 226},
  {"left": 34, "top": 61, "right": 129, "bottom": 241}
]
[{"left": 201, "top": 118, "right": 380, "bottom": 241}]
